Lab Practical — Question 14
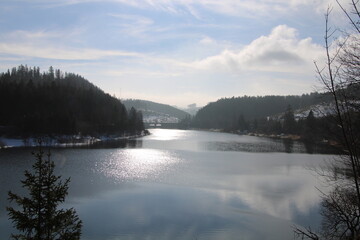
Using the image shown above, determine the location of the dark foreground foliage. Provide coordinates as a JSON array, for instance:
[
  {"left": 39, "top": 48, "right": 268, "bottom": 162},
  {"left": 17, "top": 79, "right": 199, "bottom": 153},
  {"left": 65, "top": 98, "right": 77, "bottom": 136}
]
[{"left": 7, "top": 142, "right": 82, "bottom": 240}]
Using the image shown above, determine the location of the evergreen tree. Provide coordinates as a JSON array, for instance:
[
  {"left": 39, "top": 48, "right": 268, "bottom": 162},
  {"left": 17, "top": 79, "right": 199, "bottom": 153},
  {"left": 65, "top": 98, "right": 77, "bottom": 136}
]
[
  {"left": 283, "top": 105, "right": 296, "bottom": 134},
  {"left": 135, "top": 111, "right": 145, "bottom": 132},
  {"left": 303, "top": 110, "right": 317, "bottom": 141},
  {"left": 128, "top": 107, "right": 138, "bottom": 134},
  {"left": 0, "top": 66, "right": 141, "bottom": 136},
  {"left": 127, "top": 107, "right": 144, "bottom": 134},
  {"left": 237, "top": 114, "right": 248, "bottom": 131},
  {"left": 7, "top": 143, "right": 82, "bottom": 240},
  {"left": 48, "top": 66, "right": 54, "bottom": 81},
  {"left": 192, "top": 93, "right": 329, "bottom": 131}
]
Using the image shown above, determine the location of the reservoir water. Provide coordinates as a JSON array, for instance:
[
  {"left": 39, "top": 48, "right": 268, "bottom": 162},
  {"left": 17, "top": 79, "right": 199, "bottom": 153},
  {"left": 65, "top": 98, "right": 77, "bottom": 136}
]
[{"left": 0, "top": 129, "right": 336, "bottom": 239}]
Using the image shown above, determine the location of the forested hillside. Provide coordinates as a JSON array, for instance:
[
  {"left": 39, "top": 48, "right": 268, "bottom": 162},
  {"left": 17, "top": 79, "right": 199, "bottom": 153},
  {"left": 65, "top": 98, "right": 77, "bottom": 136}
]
[
  {"left": 185, "top": 93, "right": 344, "bottom": 142},
  {"left": 123, "top": 99, "right": 190, "bottom": 123},
  {"left": 0, "top": 65, "right": 144, "bottom": 136},
  {"left": 192, "top": 93, "right": 331, "bottom": 129}
]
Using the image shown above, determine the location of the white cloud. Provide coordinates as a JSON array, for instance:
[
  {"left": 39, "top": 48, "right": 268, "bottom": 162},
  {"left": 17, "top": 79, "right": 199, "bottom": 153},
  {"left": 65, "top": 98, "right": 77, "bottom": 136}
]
[
  {"left": 12, "top": 0, "right": 355, "bottom": 19},
  {"left": 12, "top": 0, "right": 338, "bottom": 18},
  {"left": 1, "top": 28, "right": 88, "bottom": 47},
  {"left": 113, "top": 0, "right": 347, "bottom": 19},
  {"left": 108, "top": 13, "right": 155, "bottom": 38},
  {"left": 108, "top": 13, "right": 154, "bottom": 26},
  {"left": 5, "top": 30, "right": 62, "bottom": 40},
  {"left": 0, "top": 29, "right": 144, "bottom": 60},
  {"left": 105, "top": 69, "right": 181, "bottom": 78},
  {"left": 199, "top": 36, "right": 216, "bottom": 45},
  {"left": 0, "top": 43, "right": 142, "bottom": 60},
  {"left": 192, "top": 25, "right": 324, "bottom": 73}
]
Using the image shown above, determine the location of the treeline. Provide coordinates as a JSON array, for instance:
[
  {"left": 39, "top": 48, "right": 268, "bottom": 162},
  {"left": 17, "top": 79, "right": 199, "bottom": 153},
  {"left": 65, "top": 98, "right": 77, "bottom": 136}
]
[
  {"left": 123, "top": 99, "right": 190, "bottom": 120},
  {"left": 192, "top": 94, "right": 330, "bottom": 129},
  {"left": 0, "top": 65, "right": 144, "bottom": 136},
  {"left": 181, "top": 94, "right": 347, "bottom": 142},
  {"left": 246, "top": 106, "right": 339, "bottom": 142}
]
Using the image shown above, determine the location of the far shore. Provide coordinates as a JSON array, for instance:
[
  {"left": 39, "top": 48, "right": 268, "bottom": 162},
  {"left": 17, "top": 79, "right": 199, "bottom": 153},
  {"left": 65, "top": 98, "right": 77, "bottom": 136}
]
[
  {"left": 0, "top": 130, "right": 150, "bottom": 149},
  {"left": 193, "top": 128, "right": 342, "bottom": 148}
]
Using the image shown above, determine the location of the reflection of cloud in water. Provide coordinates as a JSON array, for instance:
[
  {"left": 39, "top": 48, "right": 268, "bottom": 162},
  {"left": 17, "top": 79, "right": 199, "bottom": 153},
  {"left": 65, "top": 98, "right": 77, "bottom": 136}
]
[
  {"left": 0, "top": 133, "right": 334, "bottom": 240},
  {"left": 77, "top": 183, "right": 295, "bottom": 240},
  {"left": 173, "top": 151, "right": 328, "bottom": 224},
  {"left": 206, "top": 172, "right": 321, "bottom": 221}
]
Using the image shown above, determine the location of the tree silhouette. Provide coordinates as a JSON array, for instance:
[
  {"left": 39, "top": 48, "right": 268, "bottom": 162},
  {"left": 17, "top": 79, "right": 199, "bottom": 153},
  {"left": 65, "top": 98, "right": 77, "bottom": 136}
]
[
  {"left": 7, "top": 142, "right": 82, "bottom": 240},
  {"left": 294, "top": 1, "right": 360, "bottom": 239},
  {"left": 283, "top": 105, "right": 296, "bottom": 134}
]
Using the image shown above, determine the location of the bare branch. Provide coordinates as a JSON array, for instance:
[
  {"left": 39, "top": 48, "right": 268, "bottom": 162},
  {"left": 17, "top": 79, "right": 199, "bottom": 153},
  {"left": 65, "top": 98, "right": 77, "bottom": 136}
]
[
  {"left": 293, "top": 225, "right": 320, "bottom": 240},
  {"left": 336, "top": 0, "right": 360, "bottom": 33}
]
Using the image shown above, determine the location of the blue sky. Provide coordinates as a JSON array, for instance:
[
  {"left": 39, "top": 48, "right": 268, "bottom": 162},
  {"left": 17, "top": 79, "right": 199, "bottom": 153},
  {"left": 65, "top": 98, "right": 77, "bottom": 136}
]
[{"left": 0, "top": 0, "right": 349, "bottom": 107}]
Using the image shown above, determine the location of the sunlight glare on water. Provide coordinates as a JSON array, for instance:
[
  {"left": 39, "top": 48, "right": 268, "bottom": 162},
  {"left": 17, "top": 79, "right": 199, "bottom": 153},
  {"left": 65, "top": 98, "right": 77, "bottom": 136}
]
[
  {"left": 98, "top": 148, "right": 180, "bottom": 182},
  {"left": 0, "top": 129, "right": 336, "bottom": 240},
  {"left": 146, "top": 128, "right": 187, "bottom": 141}
]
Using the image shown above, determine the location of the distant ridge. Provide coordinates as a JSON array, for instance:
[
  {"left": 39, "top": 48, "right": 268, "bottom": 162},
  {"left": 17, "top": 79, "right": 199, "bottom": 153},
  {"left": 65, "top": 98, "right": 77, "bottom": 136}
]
[
  {"left": 122, "top": 99, "right": 190, "bottom": 123},
  {"left": 193, "top": 93, "right": 332, "bottom": 129}
]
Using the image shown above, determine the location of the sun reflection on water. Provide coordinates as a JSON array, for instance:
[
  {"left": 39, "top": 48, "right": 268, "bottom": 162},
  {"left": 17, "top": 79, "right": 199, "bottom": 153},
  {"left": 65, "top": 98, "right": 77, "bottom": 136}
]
[
  {"left": 99, "top": 149, "right": 180, "bottom": 182},
  {"left": 146, "top": 129, "right": 188, "bottom": 141}
]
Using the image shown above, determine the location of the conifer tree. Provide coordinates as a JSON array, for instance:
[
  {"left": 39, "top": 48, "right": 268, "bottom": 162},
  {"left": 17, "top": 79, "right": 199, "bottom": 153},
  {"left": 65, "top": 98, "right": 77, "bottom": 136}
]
[
  {"left": 283, "top": 105, "right": 296, "bottom": 134},
  {"left": 7, "top": 142, "right": 82, "bottom": 240}
]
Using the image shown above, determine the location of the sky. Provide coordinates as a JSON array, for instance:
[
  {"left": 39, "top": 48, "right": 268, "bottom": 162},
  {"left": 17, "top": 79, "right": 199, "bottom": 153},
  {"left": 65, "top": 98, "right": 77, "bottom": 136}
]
[{"left": 0, "top": 0, "right": 351, "bottom": 108}]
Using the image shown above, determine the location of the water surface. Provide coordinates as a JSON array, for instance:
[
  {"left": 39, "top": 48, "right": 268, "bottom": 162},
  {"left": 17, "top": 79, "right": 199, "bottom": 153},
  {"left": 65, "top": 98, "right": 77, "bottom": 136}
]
[{"left": 0, "top": 129, "right": 334, "bottom": 239}]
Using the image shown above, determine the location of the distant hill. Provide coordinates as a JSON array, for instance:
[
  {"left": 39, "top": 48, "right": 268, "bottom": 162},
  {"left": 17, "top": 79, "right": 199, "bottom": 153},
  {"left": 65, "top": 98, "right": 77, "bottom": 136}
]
[
  {"left": 0, "top": 65, "right": 144, "bottom": 136},
  {"left": 193, "top": 93, "right": 332, "bottom": 129},
  {"left": 122, "top": 99, "right": 190, "bottom": 123}
]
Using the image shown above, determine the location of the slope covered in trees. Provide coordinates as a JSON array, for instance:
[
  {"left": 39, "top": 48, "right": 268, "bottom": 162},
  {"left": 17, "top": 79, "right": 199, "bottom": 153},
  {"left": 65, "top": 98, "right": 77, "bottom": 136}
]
[
  {"left": 192, "top": 93, "right": 331, "bottom": 130},
  {"left": 188, "top": 91, "right": 360, "bottom": 145},
  {"left": 0, "top": 65, "right": 144, "bottom": 136},
  {"left": 123, "top": 99, "right": 190, "bottom": 122}
]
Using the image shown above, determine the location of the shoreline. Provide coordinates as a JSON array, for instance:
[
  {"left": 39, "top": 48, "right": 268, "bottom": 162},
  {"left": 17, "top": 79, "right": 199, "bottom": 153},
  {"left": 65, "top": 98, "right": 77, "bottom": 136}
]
[
  {"left": 195, "top": 128, "right": 341, "bottom": 148},
  {"left": 0, "top": 130, "right": 150, "bottom": 149}
]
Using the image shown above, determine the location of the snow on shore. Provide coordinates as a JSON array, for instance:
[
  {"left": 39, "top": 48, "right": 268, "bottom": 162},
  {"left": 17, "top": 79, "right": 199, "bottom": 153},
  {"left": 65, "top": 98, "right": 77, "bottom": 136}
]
[{"left": 0, "top": 131, "right": 149, "bottom": 149}]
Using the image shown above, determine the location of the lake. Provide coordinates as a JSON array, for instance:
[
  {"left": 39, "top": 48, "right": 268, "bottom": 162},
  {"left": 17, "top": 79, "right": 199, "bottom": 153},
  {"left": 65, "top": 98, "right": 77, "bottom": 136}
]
[{"left": 0, "top": 129, "right": 336, "bottom": 239}]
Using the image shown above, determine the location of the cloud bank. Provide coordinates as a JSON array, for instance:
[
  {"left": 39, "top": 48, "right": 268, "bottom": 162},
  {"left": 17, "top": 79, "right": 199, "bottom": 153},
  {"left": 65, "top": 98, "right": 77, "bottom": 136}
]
[{"left": 192, "top": 25, "right": 324, "bottom": 74}]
